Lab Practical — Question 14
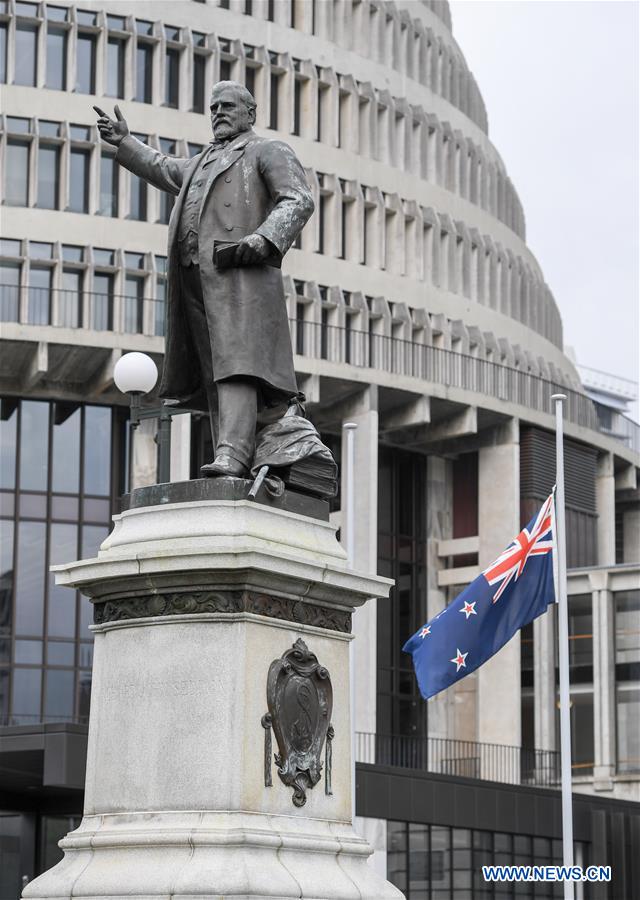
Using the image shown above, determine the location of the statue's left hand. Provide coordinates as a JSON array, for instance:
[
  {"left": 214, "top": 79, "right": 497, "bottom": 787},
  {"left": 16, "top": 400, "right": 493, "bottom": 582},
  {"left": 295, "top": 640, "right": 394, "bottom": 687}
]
[{"left": 235, "top": 234, "right": 270, "bottom": 265}]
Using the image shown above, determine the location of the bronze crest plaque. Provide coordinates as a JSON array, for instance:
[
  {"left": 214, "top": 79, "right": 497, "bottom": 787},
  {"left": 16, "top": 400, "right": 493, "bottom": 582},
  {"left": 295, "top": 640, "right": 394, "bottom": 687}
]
[{"left": 262, "top": 638, "right": 334, "bottom": 807}]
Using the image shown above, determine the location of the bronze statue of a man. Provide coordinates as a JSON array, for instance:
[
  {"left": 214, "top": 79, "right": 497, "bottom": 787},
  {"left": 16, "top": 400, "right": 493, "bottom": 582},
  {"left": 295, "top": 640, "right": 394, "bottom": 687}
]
[{"left": 94, "top": 82, "right": 314, "bottom": 478}]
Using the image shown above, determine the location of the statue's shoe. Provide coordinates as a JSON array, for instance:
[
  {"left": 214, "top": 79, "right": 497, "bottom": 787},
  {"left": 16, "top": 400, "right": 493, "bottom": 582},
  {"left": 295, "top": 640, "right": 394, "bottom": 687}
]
[{"left": 200, "top": 454, "right": 250, "bottom": 478}]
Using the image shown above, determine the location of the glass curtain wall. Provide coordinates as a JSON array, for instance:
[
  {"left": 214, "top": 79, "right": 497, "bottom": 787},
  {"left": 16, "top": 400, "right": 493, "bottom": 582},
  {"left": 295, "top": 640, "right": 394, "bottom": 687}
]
[
  {"left": 377, "top": 447, "right": 428, "bottom": 755},
  {"left": 0, "top": 399, "right": 123, "bottom": 726}
]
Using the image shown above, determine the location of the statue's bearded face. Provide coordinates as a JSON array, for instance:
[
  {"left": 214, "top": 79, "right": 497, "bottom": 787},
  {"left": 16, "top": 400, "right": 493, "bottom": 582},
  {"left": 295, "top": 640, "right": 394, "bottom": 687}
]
[{"left": 210, "top": 85, "right": 254, "bottom": 140}]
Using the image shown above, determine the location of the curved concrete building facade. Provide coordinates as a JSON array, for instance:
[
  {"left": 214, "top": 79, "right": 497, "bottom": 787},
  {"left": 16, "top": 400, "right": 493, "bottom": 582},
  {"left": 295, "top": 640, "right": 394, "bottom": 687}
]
[{"left": 1, "top": 0, "right": 639, "bottom": 894}]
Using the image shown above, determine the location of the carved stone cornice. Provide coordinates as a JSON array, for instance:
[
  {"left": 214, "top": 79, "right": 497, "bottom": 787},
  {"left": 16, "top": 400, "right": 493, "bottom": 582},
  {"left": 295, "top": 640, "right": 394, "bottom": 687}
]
[{"left": 93, "top": 590, "right": 352, "bottom": 633}]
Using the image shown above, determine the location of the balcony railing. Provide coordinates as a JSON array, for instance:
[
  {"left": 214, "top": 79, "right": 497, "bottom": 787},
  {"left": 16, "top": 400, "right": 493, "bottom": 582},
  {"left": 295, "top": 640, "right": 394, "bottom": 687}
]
[
  {"left": 2, "top": 284, "right": 638, "bottom": 453},
  {"left": 355, "top": 732, "right": 561, "bottom": 788}
]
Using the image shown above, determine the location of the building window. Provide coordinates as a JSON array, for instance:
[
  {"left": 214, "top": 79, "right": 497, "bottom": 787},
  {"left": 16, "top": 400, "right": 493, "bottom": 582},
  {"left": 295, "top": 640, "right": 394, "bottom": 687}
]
[
  {"left": 157, "top": 138, "right": 176, "bottom": 223},
  {"left": 46, "top": 25, "right": 67, "bottom": 89},
  {"left": 91, "top": 273, "right": 113, "bottom": 331},
  {"left": 615, "top": 590, "right": 640, "bottom": 773},
  {"left": 124, "top": 275, "right": 144, "bottom": 334},
  {"left": 0, "top": 262, "right": 21, "bottom": 322},
  {"left": 193, "top": 52, "right": 206, "bottom": 112},
  {"left": 106, "top": 37, "right": 125, "bottom": 98},
  {"left": 293, "top": 77, "right": 302, "bottom": 136},
  {"left": 28, "top": 267, "right": 52, "bottom": 325},
  {"left": 69, "top": 149, "right": 90, "bottom": 213},
  {"left": 76, "top": 33, "right": 96, "bottom": 94},
  {"left": 5, "top": 140, "right": 30, "bottom": 207},
  {"left": 0, "top": 23, "right": 7, "bottom": 83},
  {"left": 269, "top": 72, "right": 280, "bottom": 130},
  {"left": 61, "top": 269, "right": 82, "bottom": 328},
  {"left": 244, "top": 64, "right": 256, "bottom": 98},
  {"left": 37, "top": 144, "right": 60, "bottom": 209},
  {"left": 136, "top": 42, "right": 153, "bottom": 103},
  {"left": 99, "top": 152, "right": 118, "bottom": 217},
  {"left": 15, "top": 23, "right": 38, "bottom": 86},
  {"left": 164, "top": 47, "right": 180, "bottom": 108}
]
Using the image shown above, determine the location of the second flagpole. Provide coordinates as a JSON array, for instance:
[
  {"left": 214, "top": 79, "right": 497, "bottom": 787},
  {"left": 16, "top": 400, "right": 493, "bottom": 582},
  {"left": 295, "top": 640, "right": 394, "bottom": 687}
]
[{"left": 551, "top": 392, "right": 574, "bottom": 900}]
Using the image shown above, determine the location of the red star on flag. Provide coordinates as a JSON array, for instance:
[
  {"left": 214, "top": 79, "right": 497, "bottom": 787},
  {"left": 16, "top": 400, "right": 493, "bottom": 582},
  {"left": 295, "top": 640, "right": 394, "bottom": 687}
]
[
  {"left": 420, "top": 625, "right": 431, "bottom": 638},
  {"left": 450, "top": 648, "right": 468, "bottom": 672},
  {"left": 459, "top": 601, "right": 477, "bottom": 620}
]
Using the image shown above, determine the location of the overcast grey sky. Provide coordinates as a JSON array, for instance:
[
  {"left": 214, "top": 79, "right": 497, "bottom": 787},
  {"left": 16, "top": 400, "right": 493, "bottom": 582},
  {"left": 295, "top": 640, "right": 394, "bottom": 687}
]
[{"left": 449, "top": 0, "right": 639, "bottom": 399}]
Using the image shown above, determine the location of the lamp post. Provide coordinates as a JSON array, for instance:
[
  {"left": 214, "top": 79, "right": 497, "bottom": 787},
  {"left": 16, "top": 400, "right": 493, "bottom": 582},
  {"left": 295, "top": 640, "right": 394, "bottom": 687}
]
[{"left": 114, "top": 352, "right": 175, "bottom": 486}]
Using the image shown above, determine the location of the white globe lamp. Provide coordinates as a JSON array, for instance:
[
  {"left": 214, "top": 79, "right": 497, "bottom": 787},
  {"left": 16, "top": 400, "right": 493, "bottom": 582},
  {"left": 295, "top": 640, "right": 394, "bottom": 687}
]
[{"left": 114, "top": 352, "right": 158, "bottom": 396}]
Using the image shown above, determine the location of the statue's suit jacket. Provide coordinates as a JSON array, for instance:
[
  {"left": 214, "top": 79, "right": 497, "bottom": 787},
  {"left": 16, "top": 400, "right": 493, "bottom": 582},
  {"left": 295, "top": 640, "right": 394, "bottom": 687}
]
[{"left": 116, "top": 130, "right": 314, "bottom": 408}]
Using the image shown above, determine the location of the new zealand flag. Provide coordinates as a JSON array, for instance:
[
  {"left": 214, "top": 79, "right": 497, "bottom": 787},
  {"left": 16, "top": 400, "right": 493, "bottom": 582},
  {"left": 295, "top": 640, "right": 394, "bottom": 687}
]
[{"left": 403, "top": 494, "right": 556, "bottom": 700}]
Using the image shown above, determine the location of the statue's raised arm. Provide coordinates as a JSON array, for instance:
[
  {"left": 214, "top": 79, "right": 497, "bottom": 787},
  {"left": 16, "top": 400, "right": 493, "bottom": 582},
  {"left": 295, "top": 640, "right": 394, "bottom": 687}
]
[{"left": 93, "top": 104, "right": 129, "bottom": 147}]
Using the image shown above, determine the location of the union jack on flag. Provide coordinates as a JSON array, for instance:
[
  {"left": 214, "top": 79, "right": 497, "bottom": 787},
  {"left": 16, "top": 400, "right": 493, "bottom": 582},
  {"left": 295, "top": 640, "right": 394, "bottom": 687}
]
[{"left": 403, "top": 493, "right": 557, "bottom": 701}]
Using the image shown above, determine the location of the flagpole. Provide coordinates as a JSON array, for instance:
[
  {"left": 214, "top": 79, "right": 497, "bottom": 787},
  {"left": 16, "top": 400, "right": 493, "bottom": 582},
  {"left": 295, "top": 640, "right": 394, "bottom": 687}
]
[
  {"left": 343, "top": 421, "right": 358, "bottom": 822},
  {"left": 551, "top": 393, "right": 574, "bottom": 900}
]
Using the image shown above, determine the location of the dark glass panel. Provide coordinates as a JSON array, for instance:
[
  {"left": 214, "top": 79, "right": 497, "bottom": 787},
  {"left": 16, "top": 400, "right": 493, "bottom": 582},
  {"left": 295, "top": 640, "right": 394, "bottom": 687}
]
[
  {"left": 61, "top": 269, "right": 82, "bottom": 327},
  {"left": 39, "top": 119, "right": 61, "bottom": 137},
  {"left": 15, "top": 24, "right": 37, "bottom": 86},
  {"left": 0, "top": 24, "right": 7, "bottom": 83},
  {"left": 69, "top": 124, "right": 90, "bottom": 141},
  {"left": 77, "top": 669, "right": 91, "bottom": 718},
  {"left": 14, "top": 521, "right": 46, "bottom": 635},
  {"left": 76, "top": 10, "right": 97, "bottom": 26},
  {"left": 0, "top": 239, "right": 22, "bottom": 255},
  {"left": 83, "top": 407, "right": 111, "bottom": 496},
  {"left": 387, "top": 821, "right": 407, "bottom": 892},
  {"left": 164, "top": 25, "right": 180, "bottom": 41},
  {"left": 40, "top": 816, "right": 81, "bottom": 872},
  {"left": 93, "top": 248, "right": 114, "bottom": 266},
  {"left": 129, "top": 174, "right": 148, "bottom": 220},
  {"left": 46, "top": 26, "right": 67, "bottom": 89},
  {"left": 430, "top": 826, "right": 451, "bottom": 900},
  {"left": 15, "top": 639, "right": 42, "bottom": 664},
  {"left": 408, "top": 822, "right": 429, "bottom": 898},
  {"left": 44, "top": 667, "right": 74, "bottom": 718},
  {"left": 0, "top": 519, "right": 14, "bottom": 652},
  {"left": 76, "top": 33, "right": 96, "bottom": 93},
  {"left": 16, "top": 1, "right": 39, "bottom": 14},
  {"left": 47, "top": 641, "right": 76, "bottom": 666},
  {"left": 124, "top": 275, "right": 144, "bottom": 333},
  {"left": 0, "top": 263, "right": 20, "bottom": 322},
  {"left": 46, "top": 6, "right": 68, "bottom": 21},
  {"left": 107, "top": 14, "right": 125, "bottom": 30},
  {"left": 52, "top": 405, "right": 80, "bottom": 493},
  {"left": 37, "top": 144, "right": 60, "bottom": 209},
  {"left": 136, "top": 42, "right": 153, "bottom": 102},
  {"left": 78, "top": 642, "right": 93, "bottom": 668},
  {"left": 99, "top": 152, "right": 119, "bottom": 216},
  {"left": 0, "top": 668, "right": 8, "bottom": 720},
  {"left": 269, "top": 72, "right": 279, "bottom": 129},
  {"left": 5, "top": 142, "right": 29, "bottom": 206},
  {"left": 0, "top": 400, "right": 18, "bottom": 488},
  {"left": 193, "top": 52, "right": 206, "bottom": 112},
  {"left": 69, "top": 149, "right": 89, "bottom": 212},
  {"left": 29, "top": 241, "right": 53, "bottom": 259},
  {"left": 51, "top": 495, "right": 79, "bottom": 520},
  {"left": 19, "top": 401, "right": 49, "bottom": 491},
  {"left": 244, "top": 64, "right": 255, "bottom": 98},
  {"left": 6, "top": 117, "right": 31, "bottom": 133},
  {"left": 0, "top": 490, "right": 14, "bottom": 516},
  {"left": 28, "top": 266, "right": 51, "bottom": 325},
  {"left": 164, "top": 47, "right": 180, "bottom": 107},
  {"left": 106, "top": 37, "right": 124, "bottom": 97},
  {"left": 11, "top": 667, "right": 41, "bottom": 720},
  {"left": 62, "top": 244, "right": 83, "bottom": 262},
  {"left": 47, "top": 523, "right": 77, "bottom": 638},
  {"left": 617, "top": 686, "right": 639, "bottom": 773},
  {"left": 83, "top": 497, "right": 110, "bottom": 522},
  {"left": 136, "top": 20, "right": 153, "bottom": 36},
  {"left": 18, "top": 493, "right": 47, "bottom": 518},
  {"left": 90, "top": 273, "right": 112, "bottom": 331},
  {"left": 155, "top": 276, "right": 166, "bottom": 336},
  {"left": 125, "top": 252, "right": 144, "bottom": 269}
]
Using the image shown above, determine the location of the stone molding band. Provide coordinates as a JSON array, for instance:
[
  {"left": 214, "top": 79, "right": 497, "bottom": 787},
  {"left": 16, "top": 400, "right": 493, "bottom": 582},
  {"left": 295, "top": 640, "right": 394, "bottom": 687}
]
[{"left": 93, "top": 589, "right": 352, "bottom": 634}]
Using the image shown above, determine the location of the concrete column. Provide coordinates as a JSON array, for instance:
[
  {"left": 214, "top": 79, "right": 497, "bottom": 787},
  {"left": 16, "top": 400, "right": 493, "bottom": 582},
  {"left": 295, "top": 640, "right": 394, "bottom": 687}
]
[
  {"left": 426, "top": 455, "right": 453, "bottom": 740},
  {"left": 170, "top": 413, "right": 191, "bottom": 482},
  {"left": 477, "top": 419, "right": 521, "bottom": 749},
  {"left": 596, "top": 453, "right": 616, "bottom": 565},
  {"left": 623, "top": 507, "right": 640, "bottom": 562},
  {"left": 341, "top": 386, "right": 379, "bottom": 737},
  {"left": 533, "top": 608, "right": 556, "bottom": 751},
  {"left": 590, "top": 570, "right": 616, "bottom": 791}
]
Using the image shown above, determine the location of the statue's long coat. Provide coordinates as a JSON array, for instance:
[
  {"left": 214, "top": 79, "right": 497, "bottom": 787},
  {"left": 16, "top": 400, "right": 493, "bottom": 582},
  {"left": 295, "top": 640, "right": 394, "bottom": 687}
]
[{"left": 116, "top": 130, "right": 314, "bottom": 409}]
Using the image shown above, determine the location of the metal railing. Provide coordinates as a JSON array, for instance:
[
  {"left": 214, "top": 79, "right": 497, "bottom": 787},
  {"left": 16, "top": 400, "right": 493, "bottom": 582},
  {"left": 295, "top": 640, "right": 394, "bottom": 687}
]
[
  {"left": 355, "top": 731, "right": 561, "bottom": 788},
  {"left": 2, "top": 283, "right": 638, "bottom": 452}
]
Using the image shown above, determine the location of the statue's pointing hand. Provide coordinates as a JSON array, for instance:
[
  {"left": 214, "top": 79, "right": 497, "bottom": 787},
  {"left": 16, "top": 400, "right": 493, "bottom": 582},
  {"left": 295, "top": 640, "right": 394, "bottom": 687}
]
[{"left": 93, "top": 104, "right": 129, "bottom": 147}]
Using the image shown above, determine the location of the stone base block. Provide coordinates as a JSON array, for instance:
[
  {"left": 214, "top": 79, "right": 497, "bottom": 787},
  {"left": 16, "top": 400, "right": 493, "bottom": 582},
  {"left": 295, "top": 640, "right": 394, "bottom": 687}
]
[{"left": 25, "top": 811, "right": 402, "bottom": 899}]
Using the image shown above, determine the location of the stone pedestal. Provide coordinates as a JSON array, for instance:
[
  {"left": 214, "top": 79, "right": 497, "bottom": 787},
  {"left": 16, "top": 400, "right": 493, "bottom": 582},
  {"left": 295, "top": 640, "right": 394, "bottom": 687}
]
[{"left": 24, "top": 479, "right": 403, "bottom": 900}]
